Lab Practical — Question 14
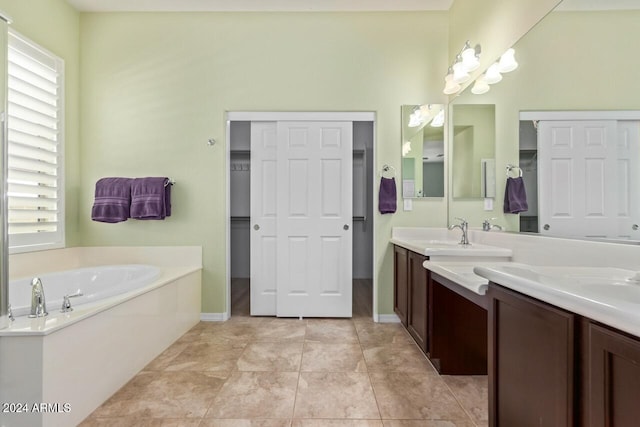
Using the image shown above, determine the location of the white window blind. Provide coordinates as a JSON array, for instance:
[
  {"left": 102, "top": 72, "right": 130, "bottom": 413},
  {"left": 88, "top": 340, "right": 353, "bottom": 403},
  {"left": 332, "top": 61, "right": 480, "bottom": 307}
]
[{"left": 7, "top": 31, "right": 64, "bottom": 252}]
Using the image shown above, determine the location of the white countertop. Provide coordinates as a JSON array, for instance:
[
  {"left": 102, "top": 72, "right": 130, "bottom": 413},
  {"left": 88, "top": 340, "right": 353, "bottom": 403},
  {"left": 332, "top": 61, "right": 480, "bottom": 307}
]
[
  {"left": 474, "top": 264, "right": 640, "bottom": 338},
  {"left": 423, "top": 261, "right": 517, "bottom": 295},
  {"left": 390, "top": 237, "right": 513, "bottom": 258}
]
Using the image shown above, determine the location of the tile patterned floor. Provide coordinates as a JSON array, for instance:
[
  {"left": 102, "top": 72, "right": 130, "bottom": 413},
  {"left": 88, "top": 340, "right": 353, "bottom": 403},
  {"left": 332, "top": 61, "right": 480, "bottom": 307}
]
[{"left": 80, "top": 280, "right": 488, "bottom": 426}]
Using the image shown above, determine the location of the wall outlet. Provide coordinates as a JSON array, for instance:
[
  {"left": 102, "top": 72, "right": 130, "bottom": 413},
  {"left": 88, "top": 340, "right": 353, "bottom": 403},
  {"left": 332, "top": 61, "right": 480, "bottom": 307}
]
[{"left": 404, "top": 199, "right": 412, "bottom": 211}]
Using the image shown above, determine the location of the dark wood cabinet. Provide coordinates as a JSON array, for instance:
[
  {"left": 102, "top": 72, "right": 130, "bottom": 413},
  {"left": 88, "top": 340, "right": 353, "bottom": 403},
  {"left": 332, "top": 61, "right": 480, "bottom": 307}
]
[
  {"left": 430, "top": 276, "right": 487, "bottom": 375},
  {"left": 393, "top": 245, "right": 409, "bottom": 326},
  {"left": 488, "top": 284, "right": 575, "bottom": 427},
  {"left": 407, "top": 250, "right": 428, "bottom": 352},
  {"left": 584, "top": 322, "right": 640, "bottom": 426}
]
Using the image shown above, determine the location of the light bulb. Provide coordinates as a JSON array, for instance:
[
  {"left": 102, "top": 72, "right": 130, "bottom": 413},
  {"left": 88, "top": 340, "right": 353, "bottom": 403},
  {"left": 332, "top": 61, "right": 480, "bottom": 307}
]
[
  {"left": 430, "top": 110, "right": 445, "bottom": 127},
  {"left": 452, "top": 60, "right": 470, "bottom": 84},
  {"left": 484, "top": 63, "right": 503, "bottom": 84},
  {"left": 498, "top": 48, "right": 518, "bottom": 73},
  {"left": 461, "top": 46, "right": 480, "bottom": 72},
  {"left": 471, "top": 77, "right": 490, "bottom": 95},
  {"left": 443, "top": 73, "right": 461, "bottom": 95}
]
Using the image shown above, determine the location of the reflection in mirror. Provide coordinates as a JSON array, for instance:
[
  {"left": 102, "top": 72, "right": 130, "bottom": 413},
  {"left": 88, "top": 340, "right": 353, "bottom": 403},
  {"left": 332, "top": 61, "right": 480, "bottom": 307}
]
[
  {"left": 401, "top": 105, "right": 445, "bottom": 198},
  {"left": 451, "top": 104, "right": 495, "bottom": 199}
]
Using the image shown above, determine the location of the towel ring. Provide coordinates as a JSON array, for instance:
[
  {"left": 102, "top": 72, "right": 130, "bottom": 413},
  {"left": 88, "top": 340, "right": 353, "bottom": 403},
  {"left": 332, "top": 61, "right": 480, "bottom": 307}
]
[
  {"left": 506, "top": 164, "right": 523, "bottom": 178},
  {"left": 381, "top": 164, "right": 396, "bottom": 178}
]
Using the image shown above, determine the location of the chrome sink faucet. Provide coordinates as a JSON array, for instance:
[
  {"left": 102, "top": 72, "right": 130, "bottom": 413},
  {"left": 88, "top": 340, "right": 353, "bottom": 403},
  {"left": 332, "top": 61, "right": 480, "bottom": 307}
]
[
  {"left": 28, "top": 277, "right": 48, "bottom": 318},
  {"left": 483, "top": 218, "right": 503, "bottom": 231},
  {"left": 448, "top": 217, "right": 470, "bottom": 245}
]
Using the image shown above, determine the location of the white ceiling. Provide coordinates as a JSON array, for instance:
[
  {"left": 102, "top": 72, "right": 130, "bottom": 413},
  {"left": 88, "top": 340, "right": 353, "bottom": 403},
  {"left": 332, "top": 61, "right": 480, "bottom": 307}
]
[{"left": 65, "top": 0, "right": 455, "bottom": 12}]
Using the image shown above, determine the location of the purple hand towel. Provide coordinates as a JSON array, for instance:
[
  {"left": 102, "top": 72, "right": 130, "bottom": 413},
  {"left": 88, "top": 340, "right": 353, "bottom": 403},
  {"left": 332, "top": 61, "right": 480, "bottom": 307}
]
[
  {"left": 130, "top": 177, "right": 172, "bottom": 220},
  {"left": 503, "top": 177, "right": 528, "bottom": 214},
  {"left": 378, "top": 177, "right": 397, "bottom": 214},
  {"left": 91, "top": 177, "right": 132, "bottom": 223}
]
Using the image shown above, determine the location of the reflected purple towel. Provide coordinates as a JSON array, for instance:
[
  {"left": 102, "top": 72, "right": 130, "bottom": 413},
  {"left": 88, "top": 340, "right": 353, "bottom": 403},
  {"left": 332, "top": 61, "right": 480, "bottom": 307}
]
[
  {"left": 91, "top": 177, "right": 132, "bottom": 223},
  {"left": 503, "top": 177, "right": 528, "bottom": 214},
  {"left": 378, "top": 177, "right": 397, "bottom": 214},
  {"left": 130, "top": 177, "right": 172, "bottom": 220}
]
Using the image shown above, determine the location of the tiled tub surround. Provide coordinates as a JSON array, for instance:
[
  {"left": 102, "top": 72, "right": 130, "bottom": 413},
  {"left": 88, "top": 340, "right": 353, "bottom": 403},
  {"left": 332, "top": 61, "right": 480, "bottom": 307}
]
[{"left": 0, "top": 246, "right": 202, "bottom": 427}]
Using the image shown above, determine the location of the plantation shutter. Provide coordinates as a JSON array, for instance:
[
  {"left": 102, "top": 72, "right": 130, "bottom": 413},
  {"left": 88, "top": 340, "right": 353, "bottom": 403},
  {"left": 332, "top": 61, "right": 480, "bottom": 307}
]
[{"left": 7, "top": 31, "right": 64, "bottom": 250}]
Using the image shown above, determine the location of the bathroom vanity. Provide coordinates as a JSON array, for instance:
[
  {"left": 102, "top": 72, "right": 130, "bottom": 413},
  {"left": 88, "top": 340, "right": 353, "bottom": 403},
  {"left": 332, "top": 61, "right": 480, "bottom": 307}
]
[
  {"left": 390, "top": 227, "right": 511, "bottom": 375},
  {"left": 477, "top": 265, "right": 640, "bottom": 427}
]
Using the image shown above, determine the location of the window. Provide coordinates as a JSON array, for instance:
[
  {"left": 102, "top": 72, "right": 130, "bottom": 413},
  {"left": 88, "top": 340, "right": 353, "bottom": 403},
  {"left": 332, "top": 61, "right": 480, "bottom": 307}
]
[{"left": 7, "top": 30, "right": 64, "bottom": 253}]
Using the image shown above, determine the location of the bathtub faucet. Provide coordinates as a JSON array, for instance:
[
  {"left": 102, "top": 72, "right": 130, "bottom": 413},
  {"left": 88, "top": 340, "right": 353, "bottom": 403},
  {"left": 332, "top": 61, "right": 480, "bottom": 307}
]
[
  {"left": 28, "top": 277, "right": 48, "bottom": 318},
  {"left": 60, "top": 290, "right": 84, "bottom": 313}
]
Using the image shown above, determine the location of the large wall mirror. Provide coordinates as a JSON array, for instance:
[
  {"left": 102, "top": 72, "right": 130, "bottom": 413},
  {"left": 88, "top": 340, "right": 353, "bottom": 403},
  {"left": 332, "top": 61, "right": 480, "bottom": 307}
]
[
  {"left": 401, "top": 104, "right": 445, "bottom": 198},
  {"left": 451, "top": 104, "right": 495, "bottom": 199},
  {"left": 448, "top": 0, "right": 640, "bottom": 241}
]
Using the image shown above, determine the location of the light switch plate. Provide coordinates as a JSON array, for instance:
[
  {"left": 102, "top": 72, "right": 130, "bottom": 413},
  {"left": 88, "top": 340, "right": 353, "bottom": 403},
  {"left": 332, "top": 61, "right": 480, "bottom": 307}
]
[
  {"left": 484, "top": 198, "right": 494, "bottom": 211},
  {"left": 404, "top": 199, "right": 412, "bottom": 211}
]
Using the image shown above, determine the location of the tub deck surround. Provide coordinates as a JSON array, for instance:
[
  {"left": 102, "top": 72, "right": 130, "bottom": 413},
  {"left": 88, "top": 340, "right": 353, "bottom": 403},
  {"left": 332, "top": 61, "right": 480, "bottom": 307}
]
[{"left": 0, "top": 246, "right": 202, "bottom": 427}]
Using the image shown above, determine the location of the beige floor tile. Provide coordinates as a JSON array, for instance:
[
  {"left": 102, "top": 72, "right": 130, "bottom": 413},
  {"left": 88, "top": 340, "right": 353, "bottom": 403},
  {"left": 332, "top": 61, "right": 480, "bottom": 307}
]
[
  {"left": 144, "top": 342, "right": 189, "bottom": 371},
  {"left": 236, "top": 342, "right": 303, "bottom": 372},
  {"left": 369, "top": 372, "right": 470, "bottom": 421},
  {"left": 294, "top": 372, "right": 380, "bottom": 419},
  {"left": 254, "top": 319, "right": 308, "bottom": 342},
  {"left": 90, "top": 371, "right": 228, "bottom": 419},
  {"left": 362, "top": 344, "right": 435, "bottom": 373},
  {"left": 293, "top": 420, "right": 383, "bottom": 427},
  {"left": 305, "top": 319, "right": 359, "bottom": 343},
  {"left": 164, "top": 342, "right": 246, "bottom": 371},
  {"left": 300, "top": 342, "right": 367, "bottom": 372},
  {"left": 354, "top": 322, "right": 413, "bottom": 346},
  {"left": 206, "top": 371, "right": 299, "bottom": 419},
  {"left": 78, "top": 418, "right": 165, "bottom": 426},
  {"left": 179, "top": 322, "right": 259, "bottom": 344},
  {"left": 382, "top": 421, "right": 475, "bottom": 427},
  {"left": 200, "top": 420, "right": 292, "bottom": 427},
  {"left": 442, "top": 376, "right": 489, "bottom": 425}
]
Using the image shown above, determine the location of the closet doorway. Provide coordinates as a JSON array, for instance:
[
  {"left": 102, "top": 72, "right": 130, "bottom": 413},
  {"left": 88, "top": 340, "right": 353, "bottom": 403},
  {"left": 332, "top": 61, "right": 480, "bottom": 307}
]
[{"left": 227, "top": 112, "right": 375, "bottom": 320}]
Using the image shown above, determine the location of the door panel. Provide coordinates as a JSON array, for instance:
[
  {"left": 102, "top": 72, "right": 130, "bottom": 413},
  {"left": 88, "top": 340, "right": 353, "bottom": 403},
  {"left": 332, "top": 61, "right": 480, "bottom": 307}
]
[
  {"left": 276, "top": 121, "right": 353, "bottom": 317},
  {"left": 250, "top": 122, "right": 278, "bottom": 315}
]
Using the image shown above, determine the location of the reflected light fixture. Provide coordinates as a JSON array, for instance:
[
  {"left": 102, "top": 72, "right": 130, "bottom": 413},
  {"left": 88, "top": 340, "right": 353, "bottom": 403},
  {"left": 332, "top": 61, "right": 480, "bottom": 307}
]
[
  {"left": 460, "top": 42, "right": 481, "bottom": 72},
  {"left": 498, "top": 48, "right": 518, "bottom": 73},
  {"left": 430, "top": 109, "right": 445, "bottom": 127},
  {"left": 483, "top": 63, "right": 503, "bottom": 84},
  {"left": 471, "top": 76, "right": 490, "bottom": 95}
]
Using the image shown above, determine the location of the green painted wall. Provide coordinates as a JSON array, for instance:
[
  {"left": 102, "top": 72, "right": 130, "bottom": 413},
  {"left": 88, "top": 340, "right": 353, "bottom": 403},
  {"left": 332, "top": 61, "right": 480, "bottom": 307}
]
[
  {"left": 0, "top": 0, "right": 81, "bottom": 247},
  {"left": 78, "top": 12, "right": 450, "bottom": 314}
]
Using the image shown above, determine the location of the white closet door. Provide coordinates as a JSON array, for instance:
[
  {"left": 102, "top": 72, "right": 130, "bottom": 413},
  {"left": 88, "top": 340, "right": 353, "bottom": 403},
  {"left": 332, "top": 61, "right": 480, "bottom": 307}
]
[
  {"left": 615, "top": 121, "right": 640, "bottom": 239},
  {"left": 538, "top": 120, "right": 618, "bottom": 238},
  {"left": 276, "top": 121, "right": 353, "bottom": 318},
  {"left": 250, "top": 122, "right": 278, "bottom": 315}
]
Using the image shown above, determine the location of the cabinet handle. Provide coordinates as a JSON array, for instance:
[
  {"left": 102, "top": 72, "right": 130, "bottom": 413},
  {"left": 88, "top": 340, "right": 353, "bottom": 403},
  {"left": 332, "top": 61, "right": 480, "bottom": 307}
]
[
  {"left": 543, "top": 224, "right": 550, "bottom": 230},
  {"left": 343, "top": 224, "right": 349, "bottom": 231}
]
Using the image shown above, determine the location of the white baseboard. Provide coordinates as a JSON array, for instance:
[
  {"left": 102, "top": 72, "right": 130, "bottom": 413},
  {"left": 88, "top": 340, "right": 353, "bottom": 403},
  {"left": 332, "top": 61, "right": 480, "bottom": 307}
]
[
  {"left": 200, "top": 312, "right": 229, "bottom": 322},
  {"left": 375, "top": 313, "right": 401, "bottom": 323}
]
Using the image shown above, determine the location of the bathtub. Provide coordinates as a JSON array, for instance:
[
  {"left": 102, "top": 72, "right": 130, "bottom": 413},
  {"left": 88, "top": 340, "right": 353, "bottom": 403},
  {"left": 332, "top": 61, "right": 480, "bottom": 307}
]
[
  {"left": 9, "top": 264, "right": 161, "bottom": 318},
  {"left": 0, "top": 246, "right": 202, "bottom": 427}
]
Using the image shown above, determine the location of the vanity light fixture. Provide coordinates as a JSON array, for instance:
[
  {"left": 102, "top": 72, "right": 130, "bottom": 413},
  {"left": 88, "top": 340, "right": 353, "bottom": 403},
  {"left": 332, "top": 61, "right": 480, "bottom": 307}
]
[
  {"left": 483, "top": 63, "right": 503, "bottom": 84},
  {"left": 471, "top": 76, "right": 490, "bottom": 95},
  {"left": 430, "top": 109, "right": 445, "bottom": 127},
  {"left": 443, "top": 68, "right": 462, "bottom": 95},
  {"left": 498, "top": 48, "right": 518, "bottom": 73},
  {"left": 442, "top": 41, "right": 481, "bottom": 95}
]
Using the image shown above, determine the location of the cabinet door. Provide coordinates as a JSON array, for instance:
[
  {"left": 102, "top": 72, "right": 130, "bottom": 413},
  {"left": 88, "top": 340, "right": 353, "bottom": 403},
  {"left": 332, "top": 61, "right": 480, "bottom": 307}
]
[
  {"left": 587, "top": 323, "right": 640, "bottom": 426},
  {"left": 393, "top": 245, "right": 408, "bottom": 326},
  {"left": 407, "top": 251, "right": 428, "bottom": 352},
  {"left": 488, "top": 284, "right": 575, "bottom": 427}
]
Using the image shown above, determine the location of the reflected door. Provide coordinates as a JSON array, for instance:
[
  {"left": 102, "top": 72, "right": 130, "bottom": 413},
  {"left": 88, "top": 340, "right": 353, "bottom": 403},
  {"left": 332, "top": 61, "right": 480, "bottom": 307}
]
[
  {"left": 538, "top": 120, "right": 640, "bottom": 239},
  {"left": 276, "top": 121, "right": 353, "bottom": 317}
]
